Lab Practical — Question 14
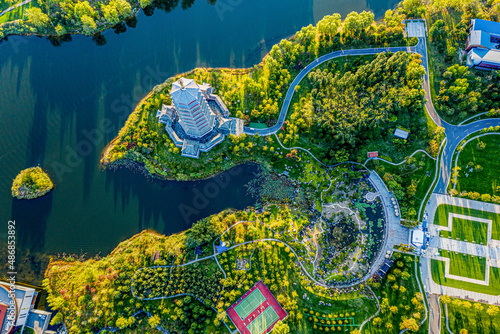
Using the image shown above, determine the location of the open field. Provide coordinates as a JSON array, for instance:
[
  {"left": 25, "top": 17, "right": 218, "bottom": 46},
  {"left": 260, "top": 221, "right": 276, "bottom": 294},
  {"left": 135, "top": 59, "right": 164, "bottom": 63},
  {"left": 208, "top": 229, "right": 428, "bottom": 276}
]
[
  {"left": 434, "top": 204, "right": 500, "bottom": 241},
  {"left": 455, "top": 135, "right": 500, "bottom": 200},
  {"left": 364, "top": 253, "right": 427, "bottom": 334},
  {"left": 439, "top": 216, "right": 489, "bottom": 245}
]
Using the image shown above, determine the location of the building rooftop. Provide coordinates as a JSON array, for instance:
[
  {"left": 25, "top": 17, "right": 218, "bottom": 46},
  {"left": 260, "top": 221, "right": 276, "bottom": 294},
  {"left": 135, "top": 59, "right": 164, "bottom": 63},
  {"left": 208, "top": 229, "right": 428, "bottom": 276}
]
[
  {"left": 472, "top": 19, "right": 500, "bottom": 35},
  {"left": 394, "top": 128, "right": 409, "bottom": 139},
  {"left": 468, "top": 30, "right": 492, "bottom": 49},
  {"left": 411, "top": 229, "right": 424, "bottom": 248}
]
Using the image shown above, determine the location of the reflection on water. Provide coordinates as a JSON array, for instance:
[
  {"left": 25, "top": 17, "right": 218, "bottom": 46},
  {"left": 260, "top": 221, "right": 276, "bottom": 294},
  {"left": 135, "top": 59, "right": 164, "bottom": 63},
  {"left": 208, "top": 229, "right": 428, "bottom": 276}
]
[{"left": 0, "top": 0, "right": 397, "bottom": 274}]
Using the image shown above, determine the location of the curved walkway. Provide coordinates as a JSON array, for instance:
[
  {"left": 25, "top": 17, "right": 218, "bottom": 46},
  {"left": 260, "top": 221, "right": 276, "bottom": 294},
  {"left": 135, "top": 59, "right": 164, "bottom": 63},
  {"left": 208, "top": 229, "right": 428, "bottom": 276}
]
[
  {"left": 244, "top": 40, "right": 422, "bottom": 137},
  {"left": 0, "top": 0, "right": 32, "bottom": 17},
  {"left": 365, "top": 148, "right": 436, "bottom": 167},
  {"left": 273, "top": 133, "right": 368, "bottom": 170}
]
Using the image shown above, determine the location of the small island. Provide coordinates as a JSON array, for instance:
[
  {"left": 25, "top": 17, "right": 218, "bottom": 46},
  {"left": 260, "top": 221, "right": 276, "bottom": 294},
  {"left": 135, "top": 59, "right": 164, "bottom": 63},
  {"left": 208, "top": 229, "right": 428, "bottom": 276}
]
[{"left": 11, "top": 166, "right": 54, "bottom": 199}]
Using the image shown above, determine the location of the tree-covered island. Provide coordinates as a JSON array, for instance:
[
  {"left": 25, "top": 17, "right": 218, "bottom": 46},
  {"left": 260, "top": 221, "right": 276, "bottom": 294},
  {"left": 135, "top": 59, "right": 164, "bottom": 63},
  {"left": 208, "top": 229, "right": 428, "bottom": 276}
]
[{"left": 11, "top": 166, "right": 54, "bottom": 199}]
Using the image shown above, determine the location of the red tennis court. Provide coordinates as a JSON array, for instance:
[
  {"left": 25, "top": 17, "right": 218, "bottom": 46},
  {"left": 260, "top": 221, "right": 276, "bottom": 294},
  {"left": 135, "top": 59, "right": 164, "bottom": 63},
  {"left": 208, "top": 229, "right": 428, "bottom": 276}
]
[{"left": 226, "top": 280, "right": 288, "bottom": 334}]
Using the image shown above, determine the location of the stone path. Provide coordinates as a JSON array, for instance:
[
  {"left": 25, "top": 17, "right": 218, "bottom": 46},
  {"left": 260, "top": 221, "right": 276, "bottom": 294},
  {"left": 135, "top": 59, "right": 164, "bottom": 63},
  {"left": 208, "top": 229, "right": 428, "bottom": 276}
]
[
  {"left": 427, "top": 293, "right": 441, "bottom": 334},
  {"left": 367, "top": 171, "right": 410, "bottom": 276}
]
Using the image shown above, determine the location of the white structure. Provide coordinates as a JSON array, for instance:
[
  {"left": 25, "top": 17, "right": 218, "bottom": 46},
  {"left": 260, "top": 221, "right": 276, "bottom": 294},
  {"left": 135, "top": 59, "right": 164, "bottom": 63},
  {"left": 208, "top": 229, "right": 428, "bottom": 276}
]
[
  {"left": 157, "top": 77, "right": 244, "bottom": 158},
  {"left": 411, "top": 229, "right": 424, "bottom": 248},
  {"left": 0, "top": 282, "right": 52, "bottom": 334},
  {"left": 170, "top": 78, "right": 216, "bottom": 138},
  {"left": 394, "top": 128, "right": 409, "bottom": 140},
  {"left": 466, "top": 19, "right": 500, "bottom": 70}
]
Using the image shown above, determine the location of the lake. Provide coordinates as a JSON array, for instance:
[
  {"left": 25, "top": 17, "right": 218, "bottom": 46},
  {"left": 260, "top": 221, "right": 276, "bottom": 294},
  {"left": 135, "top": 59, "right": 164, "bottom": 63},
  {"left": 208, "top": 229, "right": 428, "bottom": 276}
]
[{"left": 0, "top": 0, "right": 398, "bottom": 260}]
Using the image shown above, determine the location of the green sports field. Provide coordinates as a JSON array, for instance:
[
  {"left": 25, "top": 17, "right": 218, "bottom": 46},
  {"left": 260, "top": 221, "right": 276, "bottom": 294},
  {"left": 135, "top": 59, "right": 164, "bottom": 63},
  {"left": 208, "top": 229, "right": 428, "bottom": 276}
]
[
  {"left": 434, "top": 204, "right": 500, "bottom": 241},
  {"left": 234, "top": 288, "right": 266, "bottom": 320},
  {"left": 246, "top": 306, "right": 280, "bottom": 334}
]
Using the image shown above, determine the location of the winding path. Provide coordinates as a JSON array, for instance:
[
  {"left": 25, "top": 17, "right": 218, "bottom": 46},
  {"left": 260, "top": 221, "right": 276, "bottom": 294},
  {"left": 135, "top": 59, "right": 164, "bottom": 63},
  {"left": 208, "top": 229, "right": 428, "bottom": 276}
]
[
  {"left": 244, "top": 41, "right": 421, "bottom": 137},
  {"left": 0, "top": 0, "right": 32, "bottom": 17}
]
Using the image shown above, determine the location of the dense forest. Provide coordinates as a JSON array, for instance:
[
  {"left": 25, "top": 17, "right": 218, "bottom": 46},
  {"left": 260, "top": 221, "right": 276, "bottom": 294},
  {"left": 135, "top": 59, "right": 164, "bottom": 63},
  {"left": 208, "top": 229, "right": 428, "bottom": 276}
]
[{"left": 285, "top": 51, "right": 426, "bottom": 164}]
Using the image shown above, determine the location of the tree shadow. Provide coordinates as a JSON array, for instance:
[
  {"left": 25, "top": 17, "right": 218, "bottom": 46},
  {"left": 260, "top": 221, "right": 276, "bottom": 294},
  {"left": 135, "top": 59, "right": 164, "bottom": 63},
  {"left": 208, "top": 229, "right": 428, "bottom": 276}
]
[
  {"left": 11, "top": 191, "right": 54, "bottom": 253},
  {"left": 104, "top": 162, "right": 257, "bottom": 235}
]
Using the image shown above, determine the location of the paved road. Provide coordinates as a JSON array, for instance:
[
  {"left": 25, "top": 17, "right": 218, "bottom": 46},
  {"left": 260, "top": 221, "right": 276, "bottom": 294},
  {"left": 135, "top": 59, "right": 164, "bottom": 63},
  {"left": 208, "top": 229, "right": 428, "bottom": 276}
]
[
  {"left": 428, "top": 294, "right": 441, "bottom": 334},
  {"left": 0, "top": 0, "right": 32, "bottom": 17},
  {"left": 243, "top": 41, "right": 420, "bottom": 136}
]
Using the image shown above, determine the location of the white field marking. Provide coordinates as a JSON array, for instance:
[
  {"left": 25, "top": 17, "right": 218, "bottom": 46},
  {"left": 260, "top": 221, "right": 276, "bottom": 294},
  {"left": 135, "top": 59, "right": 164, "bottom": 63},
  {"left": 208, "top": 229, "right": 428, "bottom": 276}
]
[
  {"left": 438, "top": 213, "right": 492, "bottom": 245},
  {"left": 433, "top": 211, "right": 495, "bottom": 285},
  {"left": 433, "top": 254, "right": 490, "bottom": 286}
]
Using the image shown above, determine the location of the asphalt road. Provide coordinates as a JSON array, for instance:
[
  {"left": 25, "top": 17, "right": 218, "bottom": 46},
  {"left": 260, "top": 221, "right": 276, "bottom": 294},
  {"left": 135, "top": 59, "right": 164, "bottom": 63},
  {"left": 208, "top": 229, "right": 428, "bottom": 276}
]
[
  {"left": 243, "top": 42, "right": 419, "bottom": 136},
  {"left": 427, "top": 294, "right": 441, "bottom": 334}
]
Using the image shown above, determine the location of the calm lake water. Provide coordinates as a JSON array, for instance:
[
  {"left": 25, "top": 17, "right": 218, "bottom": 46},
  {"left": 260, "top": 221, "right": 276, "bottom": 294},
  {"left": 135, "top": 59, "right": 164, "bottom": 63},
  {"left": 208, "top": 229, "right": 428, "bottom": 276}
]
[{"left": 0, "top": 0, "right": 398, "bottom": 257}]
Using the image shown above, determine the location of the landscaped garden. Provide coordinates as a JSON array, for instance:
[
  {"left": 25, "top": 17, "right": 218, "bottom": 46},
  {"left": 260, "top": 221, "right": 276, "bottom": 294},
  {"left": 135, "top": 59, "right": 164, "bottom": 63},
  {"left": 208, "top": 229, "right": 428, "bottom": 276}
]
[
  {"left": 434, "top": 204, "right": 500, "bottom": 241},
  {"left": 100, "top": 10, "right": 433, "bottom": 227},
  {"left": 44, "top": 205, "right": 407, "bottom": 333},
  {"left": 365, "top": 253, "right": 427, "bottom": 334},
  {"left": 437, "top": 250, "right": 487, "bottom": 281},
  {"left": 440, "top": 296, "right": 500, "bottom": 334},
  {"left": 452, "top": 134, "right": 500, "bottom": 204},
  {"left": 438, "top": 216, "right": 489, "bottom": 245}
]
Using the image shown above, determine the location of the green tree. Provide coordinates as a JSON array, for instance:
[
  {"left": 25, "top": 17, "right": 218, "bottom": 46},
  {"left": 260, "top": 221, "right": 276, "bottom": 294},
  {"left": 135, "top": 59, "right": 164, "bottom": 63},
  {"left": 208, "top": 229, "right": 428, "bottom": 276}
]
[
  {"left": 273, "top": 320, "right": 290, "bottom": 334},
  {"left": 25, "top": 8, "right": 50, "bottom": 28},
  {"left": 81, "top": 14, "right": 97, "bottom": 35},
  {"left": 74, "top": 1, "right": 94, "bottom": 18},
  {"left": 148, "top": 314, "right": 161, "bottom": 328}
]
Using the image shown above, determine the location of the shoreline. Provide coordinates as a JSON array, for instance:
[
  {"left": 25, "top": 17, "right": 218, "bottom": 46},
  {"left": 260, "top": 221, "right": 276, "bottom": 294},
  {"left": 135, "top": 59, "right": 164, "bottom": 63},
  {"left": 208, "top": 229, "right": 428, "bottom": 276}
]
[{"left": 0, "top": 7, "right": 141, "bottom": 42}]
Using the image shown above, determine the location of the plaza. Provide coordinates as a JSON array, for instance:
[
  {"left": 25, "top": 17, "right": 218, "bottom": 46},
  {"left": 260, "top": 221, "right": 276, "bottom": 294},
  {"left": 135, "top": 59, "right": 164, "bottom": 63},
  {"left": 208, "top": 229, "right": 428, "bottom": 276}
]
[{"left": 421, "top": 194, "right": 500, "bottom": 302}]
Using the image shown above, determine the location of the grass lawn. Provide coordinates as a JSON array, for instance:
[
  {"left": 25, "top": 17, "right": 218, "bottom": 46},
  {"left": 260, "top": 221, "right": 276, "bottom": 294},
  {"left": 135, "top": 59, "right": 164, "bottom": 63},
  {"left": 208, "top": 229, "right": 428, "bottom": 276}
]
[
  {"left": 455, "top": 134, "right": 500, "bottom": 199},
  {"left": 441, "top": 298, "right": 500, "bottom": 334},
  {"left": 438, "top": 249, "right": 487, "bottom": 281},
  {"left": 431, "top": 259, "right": 500, "bottom": 295},
  {"left": 439, "top": 216, "right": 489, "bottom": 245},
  {"left": 434, "top": 204, "right": 500, "bottom": 241}
]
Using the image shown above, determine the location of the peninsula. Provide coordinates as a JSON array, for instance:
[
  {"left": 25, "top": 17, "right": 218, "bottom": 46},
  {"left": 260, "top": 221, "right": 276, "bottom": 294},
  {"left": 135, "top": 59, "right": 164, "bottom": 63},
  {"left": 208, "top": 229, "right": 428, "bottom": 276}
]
[{"left": 43, "top": 0, "right": 500, "bottom": 333}]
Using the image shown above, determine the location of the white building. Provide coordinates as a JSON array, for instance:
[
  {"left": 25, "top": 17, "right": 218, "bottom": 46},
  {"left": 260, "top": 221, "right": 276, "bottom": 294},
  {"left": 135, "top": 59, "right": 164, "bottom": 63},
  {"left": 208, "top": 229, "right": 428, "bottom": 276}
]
[
  {"left": 466, "top": 19, "right": 500, "bottom": 70},
  {"left": 411, "top": 229, "right": 424, "bottom": 248},
  {"left": 157, "top": 77, "right": 244, "bottom": 158},
  {"left": 170, "top": 78, "right": 216, "bottom": 138},
  {"left": 0, "top": 282, "right": 52, "bottom": 334}
]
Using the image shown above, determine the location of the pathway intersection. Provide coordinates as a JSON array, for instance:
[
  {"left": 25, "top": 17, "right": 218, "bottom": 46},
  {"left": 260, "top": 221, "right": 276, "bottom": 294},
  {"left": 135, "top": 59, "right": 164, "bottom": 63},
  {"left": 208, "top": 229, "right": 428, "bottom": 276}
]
[{"left": 129, "top": 19, "right": 500, "bottom": 332}]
